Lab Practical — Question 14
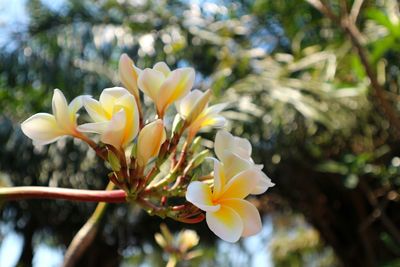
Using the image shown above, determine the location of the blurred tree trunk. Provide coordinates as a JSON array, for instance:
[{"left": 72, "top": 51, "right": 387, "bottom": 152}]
[
  {"left": 274, "top": 160, "right": 400, "bottom": 267},
  {"left": 75, "top": 235, "right": 121, "bottom": 267}
]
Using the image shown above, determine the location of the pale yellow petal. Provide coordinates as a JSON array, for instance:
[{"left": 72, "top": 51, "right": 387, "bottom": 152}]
[
  {"left": 137, "top": 68, "right": 165, "bottom": 101},
  {"left": 186, "top": 181, "right": 220, "bottom": 212},
  {"left": 199, "top": 115, "right": 226, "bottom": 129},
  {"left": 153, "top": 62, "right": 171, "bottom": 77},
  {"left": 83, "top": 97, "right": 108, "bottom": 122},
  {"left": 203, "top": 103, "right": 227, "bottom": 115},
  {"left": 101, "top": 109, "right": 126, "bottom": 148},
  {"left": 175, "top": 89, "right": 204, "bottom": 118},
  {"left": 52, "top": 89, "right": 72, "bottom": 132},
  {"left": 206, "top": 205, "right": 243, "bottom": 243},
  {"left": 185, "top": 89, "right": 211, "bottom": 124},
  {"left": 77, "top": 121, "right": 109, "bottom": 134},
  {"left": 211, "top": 158, "right": 226, "bottom": 199},
  {"left": 21, "top": 113, "right": 64, "bottom": 145},
  {"left": 113, "top": 93, "right": 140, "bottom": 144},
  {"left": 118, "top": 53, "right": 139, "bottom": 99},
  {"left": 177, "top": 230, "right": 199, "bottom": 252},
  {"left": 158, "top": 68, "right": 195, "bottom": 113},
  {"left": 221, "top": 151, "right": 252, "bottom": 181},
  {"left": 99, "top": 87, "right": 130, "bottom": 115},
  {"left": 68, "top": 95, "right": 86, "bottom": 123},
  {"left": 68, "top": 95, "right": 85, "bottom": 115},
  {"left": 136, "top": 119, "right": 166, "bottom": 166},
  {"left": 220, "top": 199, "right": 262, "bottom": 237},
  {"left": 219, "top": 169, "right": 259, "bottom": 200}
]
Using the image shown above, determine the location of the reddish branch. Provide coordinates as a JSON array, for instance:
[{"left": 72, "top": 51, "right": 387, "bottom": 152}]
[{"left": 0, "top": 186, "right": 127, "bottom": 203}]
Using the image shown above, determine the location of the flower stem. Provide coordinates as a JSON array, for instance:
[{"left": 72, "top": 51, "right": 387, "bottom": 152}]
[{"left": 0, "top": 186, "right": 127, "bottom": 203}]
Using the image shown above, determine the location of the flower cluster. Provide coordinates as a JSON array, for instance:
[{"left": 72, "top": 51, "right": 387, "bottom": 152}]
[{"left": 21, "top": 54, "right": 273, "bottom": 242}]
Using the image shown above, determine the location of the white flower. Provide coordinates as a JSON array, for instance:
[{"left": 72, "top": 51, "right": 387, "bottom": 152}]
[
  {"left": 214, "top": 130, "right": 274, "bottom": 195},
  {"left": 78, "top": 87, "right": 139, "bottom": 148},
  {"left": 186, "top": 159, "right": 262, "bottom": 242},
  {"left": 138, "top": 62, "right": 195, "bottom": 117},
  {"left": 21, "top": 89, "right": 84, "bottom": 146}
]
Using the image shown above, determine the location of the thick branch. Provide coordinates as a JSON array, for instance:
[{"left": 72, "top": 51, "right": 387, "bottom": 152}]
[{"left": 0, "top": 186, "right": 127, "bottom": 203}]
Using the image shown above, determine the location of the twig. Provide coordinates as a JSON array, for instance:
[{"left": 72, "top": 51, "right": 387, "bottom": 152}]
[
  {"left": 359, "top": 180, "right": 400, "bottom": 246},
  {"left": 62, "top": 182, "right": 115, "bottom": 267},
  {"left": 350, "top": 0, "right": 364, "bottom": 23},
  {"left": 306, "top": 0, "right": 400, "bottom": 136}
]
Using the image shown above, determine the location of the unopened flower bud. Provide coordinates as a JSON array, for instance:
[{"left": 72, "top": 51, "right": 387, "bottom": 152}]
[
  {"left": 118, "top": 54, "right": 140, "bottom": 101},
  {"left": 136, "top": 119, "right": 166, "bottom": 167}
]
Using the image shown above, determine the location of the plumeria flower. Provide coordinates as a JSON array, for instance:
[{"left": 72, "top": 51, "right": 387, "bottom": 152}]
[
  {"left": 21, "top": 89, "right": 85, "bottom": 146},
  {"left": 155, "top": 224, "right": 202, "bottom": 267},
  {"left": 78, "top": 87, "right": 139, "bottom": 149},
  {"left": 186, "top": 159, "right": 263, "bottom": 242},
  {"left": 137, "top": 62, "right": 195, "bottom": 117},
  {"left": 175, "top": 89, "right": 211, "bottom": 124},
  {"left": 176, "top": 90, "right": 227, "bottom": 142},
  {"left": 187, "top": 104, "right": 227, "bottom": 141},
  {"left": 118, "top": 53, "right": 141, "bottom": 102},
  {"left": 215, "top": 130, "right": 274, "bottom": 195},
  {"left": 136, "top": 119, "right": 167, "bottom": 167}
]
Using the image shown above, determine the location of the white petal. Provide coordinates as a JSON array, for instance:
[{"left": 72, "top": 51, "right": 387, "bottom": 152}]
[
  {"left": 33, "top": 138, "right": 63, "bottom": 146},
  {"left": 68, "top": 95, "right": 86, "bottom": 115},
  {"left": 215, "top": 130, "right": 233, "bottom": 161},
  {"left": 21, "top": 113, "right": 64, "bottom": 145},
  {"left": 77, "top": 121, "right": 109, "bottom": 134},
  {"left": 221, "top": 199, "right": 262, "bottom": 237},
  {"left": 137, "top": 68, "right": 165, "bottom": 101},
  {"left": 215, "top": 130, "right": 252, "bottom": 162},
  {"left": 251, "top": 172, "right": 275, "bottom": 195},
  {"left": 204, "top": 103, "right": 227, "bottom": 115},
  {"left": 233, "top": 136, "right": 252, "bottom": 160},
  {"left": 222, "top": 151, "right": 252, "bottom": 181},
  {"left": 153, "top": 62, "right": 171, "bottom": 77},
  {"left": 175, "top": 89, "right": 203, "bottom": 118},
  {"left": 52, "top": 89, "right": 72, "bottom": 131},
  {"left": 101, "top": 109, "right": 126, "bottom": 148},
  {"left": 206, "top": 205, "right": 243, "bottom": 243},
  {"left": 186, "top": 181, "right": 220, "bottom": 212}
]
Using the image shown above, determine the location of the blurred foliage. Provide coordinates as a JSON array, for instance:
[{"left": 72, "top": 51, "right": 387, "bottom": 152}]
[
  {"left": 269, "top": 212, "right": 338, "bottom": 267},
  {"left": 1, "top": 0, "right": 400, "bottom": 266}
]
